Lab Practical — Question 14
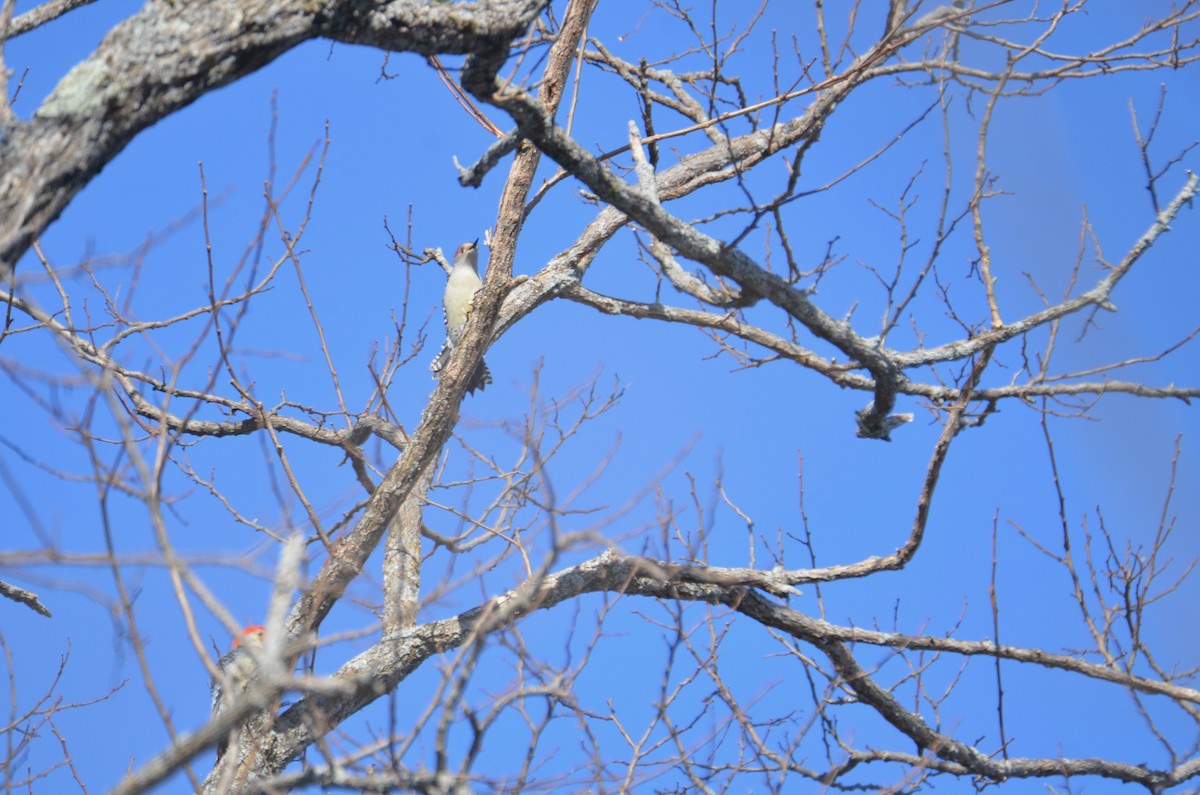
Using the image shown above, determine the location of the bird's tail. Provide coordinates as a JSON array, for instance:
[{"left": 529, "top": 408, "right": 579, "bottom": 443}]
[
  {"left": 430, "top": 341, "right": 452, "bottom": 375},
  {"left": 466, "top": 360, "right": 493, "bottom": 395},
  {"left": 431, "top": 345, "right": 491, "bottom": 395}
]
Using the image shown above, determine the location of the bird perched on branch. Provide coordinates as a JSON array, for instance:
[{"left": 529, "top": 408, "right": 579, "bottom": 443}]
[
  {"left": 430, "top": 239, "right": 492, "bottom": 395},
  {"left": 210, "top": 624, "right": 266, "bottom": 760}
]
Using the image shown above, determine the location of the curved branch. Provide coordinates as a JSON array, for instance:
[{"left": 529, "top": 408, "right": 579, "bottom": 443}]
[
  {"left": 198, "top": 550, "right": 1200, "bottom": 791},
  {"left": 0, "top": 0, "right": 548, "bottom": 273}
]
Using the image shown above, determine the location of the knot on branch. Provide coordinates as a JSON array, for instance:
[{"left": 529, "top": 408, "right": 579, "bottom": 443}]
[{"left": 855, "top": 404, "right": 914, "bottom": 441}]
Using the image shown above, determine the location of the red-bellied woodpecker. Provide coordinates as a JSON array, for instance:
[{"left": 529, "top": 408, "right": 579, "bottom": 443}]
[
  {"left": 430, "top": 240, "right": 492, "bottom": 395},
  {"left": 210, "top": 624, "right": 265, "bottom": 760}
]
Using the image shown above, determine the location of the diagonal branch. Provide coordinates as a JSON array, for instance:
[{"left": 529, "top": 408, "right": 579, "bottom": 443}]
[{"left": 465, "top": 30, "right": 943, "bottom": 438}]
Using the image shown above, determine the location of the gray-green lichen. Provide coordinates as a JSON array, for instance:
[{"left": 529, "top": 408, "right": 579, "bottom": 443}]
[{"left": 35, "top": 58, "right": 111, "bottom": 119}]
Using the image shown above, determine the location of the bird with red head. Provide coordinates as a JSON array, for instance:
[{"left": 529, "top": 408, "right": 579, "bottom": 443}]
[{"left": 210, "top": 624, "right": 267, "bottom": 760}]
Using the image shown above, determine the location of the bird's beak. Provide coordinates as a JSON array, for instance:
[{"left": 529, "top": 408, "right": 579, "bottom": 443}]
[{"left": 472, "top": 238, "right": 479, "bottom": 249}]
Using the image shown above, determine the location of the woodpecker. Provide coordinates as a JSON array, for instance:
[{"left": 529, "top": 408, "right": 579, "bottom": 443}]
[
  {"left": 430, "top": 239, "right": 492, "bottom": 394},
  {"left": 210, "top": 624, "right": 265, "bottom": 760}
]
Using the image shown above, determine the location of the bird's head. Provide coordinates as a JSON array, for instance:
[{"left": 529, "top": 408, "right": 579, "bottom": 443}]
[
  {"left": 453, "top": 239, "right": 479, "bottom": 266},
  {"left": 231, "top": 624, "right": 266, "bottom": 649}
]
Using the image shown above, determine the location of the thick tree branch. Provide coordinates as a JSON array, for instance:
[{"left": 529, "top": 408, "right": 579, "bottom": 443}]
[
  {"left": 217, "top": 550, "right": 1200, "bottom": 791},
  {"left": 0, "top": 0, "right": 547, "bottom": 273}
]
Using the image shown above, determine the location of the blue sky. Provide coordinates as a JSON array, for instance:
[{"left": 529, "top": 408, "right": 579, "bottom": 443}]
[{"left": 2, "top": 1, "right": 1199, "bottom": 792}]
